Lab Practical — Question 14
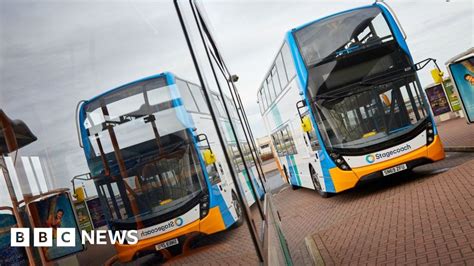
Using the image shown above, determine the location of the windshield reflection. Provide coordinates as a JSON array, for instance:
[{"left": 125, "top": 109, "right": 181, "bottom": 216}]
[
  {"left": 295, "top": 6, "right": 393, "bottom": 67},
  {"left": 314, "top": 75, "right": 428, "bottom": 150},
  {"left": 81, "top": 77, "right": 206, "bottom": 229}
]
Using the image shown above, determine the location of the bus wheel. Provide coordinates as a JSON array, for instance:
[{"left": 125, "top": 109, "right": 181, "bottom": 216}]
[
  {"left": 231, "top": 191, "right": 244, "bottom": 228},
  {"left": 310, "top": 165, "right": 329, "bottom": 198}
]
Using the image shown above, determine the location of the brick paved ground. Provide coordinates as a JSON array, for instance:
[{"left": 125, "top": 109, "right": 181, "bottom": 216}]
[
  {"left": 162, "top": 219, "right": 260, "bottom": 265},
  {"left": 437, "top": 117, "right": 474, "bottom": 147},
  {"left": 145, "top": 205, "right": 264, "bottom": 265},
  {"left": 273, "top": 152, "right": 474, "bottom": 265},
  {"left": 312, "top": 156, "right": 474, "bottom": 265}
]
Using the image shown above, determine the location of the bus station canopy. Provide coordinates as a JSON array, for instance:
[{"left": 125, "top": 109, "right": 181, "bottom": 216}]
[{"left": 0, "top": 109, "right": 37, "bottom": 154}]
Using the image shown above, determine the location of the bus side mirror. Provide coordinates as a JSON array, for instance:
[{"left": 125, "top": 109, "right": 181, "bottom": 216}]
[
  {"left": 203, "top": 149, "right": 216, "bottom": 165},
  {"left": 301, "top": 116, "right": 312, "bottom": 133}
]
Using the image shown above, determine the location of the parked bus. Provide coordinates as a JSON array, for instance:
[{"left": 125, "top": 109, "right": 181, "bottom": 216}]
[
  {"left": 257, "top": 2, "right": 445, "bottom": 197},
  {"left": 77, "top": 72, "right": 263, "bottom": 262}
]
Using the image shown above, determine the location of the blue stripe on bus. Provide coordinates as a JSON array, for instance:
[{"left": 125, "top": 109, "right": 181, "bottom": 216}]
[
  {"left": 318, "top": 151, "right": 336, "bottom": 193},
  {"left": 210, "top": 185, "right": 235, "bottom": 228},
  {"left": 290, "top": 155, "right": 302, "bottom": 186},
  {"left": 285, "top": 155, "right": 301, "bottom": 186},
  {"left": 375, "top": 3, "right": 410, "bottom": 58},
  {"left": 166, "top": 73, "right": 196, "bottom": 129}
]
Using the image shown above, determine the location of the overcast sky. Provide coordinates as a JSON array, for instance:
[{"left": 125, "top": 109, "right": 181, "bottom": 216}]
[{"left": 0, "top": 0, "right": 472, "bottom": 202}]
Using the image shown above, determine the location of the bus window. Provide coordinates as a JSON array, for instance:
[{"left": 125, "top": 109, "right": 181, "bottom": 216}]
[
  {"left": 266, "top": 77, "right": 275, "bottom": 103},
  {"left": 314, "top": 77, "right": 427, "bottom": 149},
  {"left": 271, "top": 133, "right": 283, "bottom": 157},
  {"left": 225, "top": 96, "right": 239, "bottom": 120},
  {"left": 188, "top": 83, "right": 210, "bottom": 114},
  {"left": 260, "top": 88, "right": 268, "bottom": 110},
  {"left": 281, "top": 42, "right": 296, "bottom": 79},
  {"left": 212, "top": 94, "right": 226, "bottom": 118},
  {"left": 281, "top": 128, "right": 297, "bottom": 155},
  {"left": 271, "top": 65, "right": 281, "bottom": 96},
  {"left": 258, "top": 91, "right": 265, "bottom": 114},
  {"left": 263, "top": 77, "right": 274, "bottom": 104},
  {"left": 175, "top": 79, "right": 199, "bottom": 113},
  {"left": 276, "top": 52, "right": 288, "bottom": 90}
]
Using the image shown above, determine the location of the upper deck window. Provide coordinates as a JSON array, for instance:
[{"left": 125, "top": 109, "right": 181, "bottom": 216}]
[{"left": 294, "top": 7, "right": 393, "bottom": 68}]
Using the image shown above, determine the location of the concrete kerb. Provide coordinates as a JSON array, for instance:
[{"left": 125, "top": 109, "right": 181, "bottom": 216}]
[{"left": 304, "top": 236, "right": 325, "bottom": 266}]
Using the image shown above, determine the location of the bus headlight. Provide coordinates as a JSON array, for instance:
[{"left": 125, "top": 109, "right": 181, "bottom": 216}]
[
  {"left": 329, "top": 152, "right": 351, "bottom": 171},
  {"left": 426, "top": 121, "right": 435, "bottom": 145},
  {"left": 200, "top": 194, "right": 210, "bottom": 219}
]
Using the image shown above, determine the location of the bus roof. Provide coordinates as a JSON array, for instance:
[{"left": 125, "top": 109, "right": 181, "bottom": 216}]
[
  {"left": 289, "top": 3, "right": 376, "bottom": 34},
  {"left": 84, "top": 72, "right": 175, "bottom": 105}
]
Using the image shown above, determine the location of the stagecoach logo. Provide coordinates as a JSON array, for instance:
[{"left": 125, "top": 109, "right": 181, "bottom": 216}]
[
  {"left": 140, "top": 217, "right": 185, "bottom": 238},
  {"left": 365, "top": 144, "right": 412, "bottom": 164},
  {"left": 174, "top": 217, "right": 184, "bottom": 226},
  {"left": 365, "top": 154, "right": 376, "bottom": 164}
]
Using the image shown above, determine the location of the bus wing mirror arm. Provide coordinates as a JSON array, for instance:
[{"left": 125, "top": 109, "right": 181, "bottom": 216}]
[
  {"left": 413, "top": 58, "right": 442, "bottom": 72},
  {"left": 196, "top": 133, "right": 212, "bottom": 149}
]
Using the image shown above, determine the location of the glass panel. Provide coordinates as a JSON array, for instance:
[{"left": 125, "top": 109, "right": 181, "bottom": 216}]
[
  {"left": 263, "top": 82, "right": 272, "bottom": 108},
  {"left": 282, "top": 42, "right": 296, "bottom": 79},
  {"left": 260, "top": 89, "right": 268, "bottom": 112},
  {"left": 212, "top": 94, "right": 226, "bottom": 118},
  {"left": 294, "top": 7, "right": 393, "bottom": 67},
  {"left": 314, "top": 74, "right": 428, "bottom": 150},
  {"left": 267, "top": 76, "right": 276, "bottom": 102},
  {"left": 258, "top": 90, "right": 265, "bottom": 114},
  {"left": 82, "top": 81, "right": 206, "bottom": 229},
  {"left": 276, "top": 52, "right": 288, "bottom": 90},
  {"left": 272, "top": 66, "right": 281, "bottom": 96},
  {"left": 175, "top": 79, "right": 199, "bottom": 113},
  {"left": 188, "top": 83, "right": 210, "bottom": 114}
]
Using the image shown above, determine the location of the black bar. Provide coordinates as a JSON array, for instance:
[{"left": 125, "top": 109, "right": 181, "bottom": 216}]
[{"left": 173, "top": 0, "right": 264, "bottom": 262}]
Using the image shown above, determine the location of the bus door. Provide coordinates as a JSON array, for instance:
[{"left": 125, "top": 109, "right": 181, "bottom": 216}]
[{"left": 296, "top": 100, "right": 325, "bottom": 191}]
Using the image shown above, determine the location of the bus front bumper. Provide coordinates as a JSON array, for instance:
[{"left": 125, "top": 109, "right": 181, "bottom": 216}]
[
  {"left": 114, "top": 206, "right": 227, "bottom": 262},
  {"left": 329, "top": 135, "right": 445, "bottom": 193}
]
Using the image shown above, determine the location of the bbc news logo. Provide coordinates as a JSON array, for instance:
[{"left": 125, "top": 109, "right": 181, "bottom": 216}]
[{"left": 11, "top": 228, "right": 139, "bottom": 246}]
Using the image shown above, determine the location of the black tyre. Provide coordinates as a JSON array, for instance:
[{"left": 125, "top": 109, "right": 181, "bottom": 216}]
[
  {"left": 310, "top": 165, "right": 330, "bottom": 198},
  {"left": 231, "top": 191, "right": 244, "bottom": 228}
]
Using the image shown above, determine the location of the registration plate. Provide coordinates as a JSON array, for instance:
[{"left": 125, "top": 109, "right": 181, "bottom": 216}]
[
  {"left": 382, "top": 164, "right": 407, "bottom": 176},
  {"left": 155, "top": 238, "right": 179, "bottom": 250}
]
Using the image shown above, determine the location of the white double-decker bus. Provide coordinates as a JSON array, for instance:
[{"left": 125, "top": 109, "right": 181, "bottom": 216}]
[
  {"left": 257, "top": 3, "right": 444, "bottom": 197},
  {"left": 78, "top": 72, "right": 263, "bottom": 262}
]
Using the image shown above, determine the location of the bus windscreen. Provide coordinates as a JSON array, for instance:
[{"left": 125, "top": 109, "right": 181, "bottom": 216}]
[
  {"left": 313, "top": 74, "right": 429, "bottom": 150},
  {"left": 81, "top": 77, "right": 207, "bottom": 230}
]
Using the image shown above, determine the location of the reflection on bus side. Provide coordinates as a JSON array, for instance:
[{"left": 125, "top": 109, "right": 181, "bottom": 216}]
[{"left": 77, "top": 72, "right": 263, "bottom": 262}]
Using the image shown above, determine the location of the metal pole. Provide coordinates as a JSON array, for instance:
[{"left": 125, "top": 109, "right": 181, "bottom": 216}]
[
  {"left": 207, "top": 50, "right": 268, "bottom": 188},
  {"left": 188, "top": 0, "right": 265, "bottom": 219},
  {"left": 173, "top": 0, "right": 264, "bottom": 262},
  {"left": 193, "top": 10, "right": 267, "bottom": 187}
]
